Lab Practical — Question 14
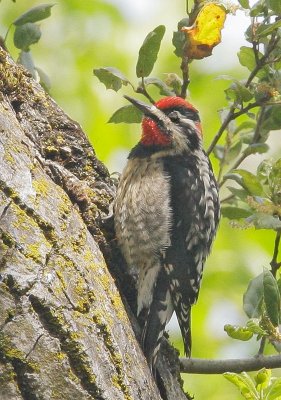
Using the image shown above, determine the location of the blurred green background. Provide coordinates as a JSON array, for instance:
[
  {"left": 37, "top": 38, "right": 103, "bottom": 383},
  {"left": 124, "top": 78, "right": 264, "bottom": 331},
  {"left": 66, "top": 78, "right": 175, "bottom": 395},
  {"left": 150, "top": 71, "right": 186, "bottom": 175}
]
[{"left": 1, "top": 1, "right": 279, "bottom": 398}]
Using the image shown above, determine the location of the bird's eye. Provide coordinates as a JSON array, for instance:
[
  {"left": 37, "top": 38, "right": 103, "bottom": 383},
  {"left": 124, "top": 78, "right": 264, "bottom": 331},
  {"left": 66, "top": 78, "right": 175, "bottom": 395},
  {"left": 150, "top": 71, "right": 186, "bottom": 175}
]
[{"left": 168, "top": 111, "right": 181, "bottom": 123}]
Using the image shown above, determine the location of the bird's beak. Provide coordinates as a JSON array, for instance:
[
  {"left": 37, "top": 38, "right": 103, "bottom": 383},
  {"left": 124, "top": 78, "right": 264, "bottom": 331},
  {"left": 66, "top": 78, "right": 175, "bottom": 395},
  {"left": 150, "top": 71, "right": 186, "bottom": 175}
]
[
  {"left": 124, "top": 95, "right": 173, "bottom": 135},
  {"left": 124, "top": 95, "right": 156, "bottom": 117}
]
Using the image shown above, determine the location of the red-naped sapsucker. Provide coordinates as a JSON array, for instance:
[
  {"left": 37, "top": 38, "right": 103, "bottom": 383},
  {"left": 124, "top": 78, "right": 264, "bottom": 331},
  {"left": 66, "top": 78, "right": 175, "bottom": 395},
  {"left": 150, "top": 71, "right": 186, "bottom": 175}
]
[{"left": 114, "top": 96, "right": 220, "bottom": 370}]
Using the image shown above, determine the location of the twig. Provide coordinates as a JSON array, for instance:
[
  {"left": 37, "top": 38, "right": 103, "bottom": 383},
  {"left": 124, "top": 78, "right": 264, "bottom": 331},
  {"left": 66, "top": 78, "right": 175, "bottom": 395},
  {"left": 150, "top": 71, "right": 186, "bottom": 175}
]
[
  {"left": 246, "top": 35, "right": 280, "bottom": 88},
  {"left": 220, "top": 194, "right": 235, "bottom": 203},
  {"left": 252, "top": 106, "right": 266, "bottom": 143},
  {"left": 270, "top": 230, "right": 281, "bottom": 278},
  {"left": 207, "top": 104, "right": 236, "bottom": 156},
  {"left": 180, "top": 354, "right": 281, "bottom": 374},
  {"left": 180, "top": 55, "right": 190, "bottom": 99},
  {"left": 207, "top": 101, "right": 260, "bottom": 156},
  {"left": 218, "top": 105, "right": 266, "bottom": 187},
  {"left": 207, "top": 31, "right": 280, "bottom": 157},
  {"left": 258, "top": 337, "right": 267, "bottom": 355}
]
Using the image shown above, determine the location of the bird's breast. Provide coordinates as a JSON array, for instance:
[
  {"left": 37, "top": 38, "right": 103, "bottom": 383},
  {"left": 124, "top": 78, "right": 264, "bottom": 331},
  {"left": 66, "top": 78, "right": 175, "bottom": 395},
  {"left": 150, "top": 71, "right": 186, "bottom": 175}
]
[{"left": 114, "top": 157, "right": 172, "bottom": 268}]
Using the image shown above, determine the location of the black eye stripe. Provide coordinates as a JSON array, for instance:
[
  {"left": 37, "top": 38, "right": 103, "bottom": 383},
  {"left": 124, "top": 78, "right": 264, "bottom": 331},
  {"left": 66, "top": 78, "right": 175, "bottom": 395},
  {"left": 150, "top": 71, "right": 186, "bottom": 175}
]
[{"left": 163, "top": 106, "right": 200, "bottom": 122}]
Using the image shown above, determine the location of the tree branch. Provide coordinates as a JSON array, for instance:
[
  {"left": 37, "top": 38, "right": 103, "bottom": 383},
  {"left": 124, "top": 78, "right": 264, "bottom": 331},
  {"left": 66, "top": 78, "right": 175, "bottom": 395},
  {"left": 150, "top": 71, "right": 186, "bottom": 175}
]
[
  {"left": 180, "top": 355, "right": 281, "bottom": 374},
  {"left": 207, "top": 101, "right": 260, "bottom": 156},
  {"left": 207, "top": 31, "right": 280, "bottom": 157},
  {"left": 218, "top": 105, "right": 266, "bottom": 188},
  {"left": 0, "top": 47, "right": 188, "bottom": 400}
]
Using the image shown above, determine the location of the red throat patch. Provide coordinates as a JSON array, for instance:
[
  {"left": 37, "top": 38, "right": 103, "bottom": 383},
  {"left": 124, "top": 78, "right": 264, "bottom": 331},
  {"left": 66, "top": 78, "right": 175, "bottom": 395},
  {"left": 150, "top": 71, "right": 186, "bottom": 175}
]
[{"left": 141, "top": 117, "right": 171, "bottom": 146}]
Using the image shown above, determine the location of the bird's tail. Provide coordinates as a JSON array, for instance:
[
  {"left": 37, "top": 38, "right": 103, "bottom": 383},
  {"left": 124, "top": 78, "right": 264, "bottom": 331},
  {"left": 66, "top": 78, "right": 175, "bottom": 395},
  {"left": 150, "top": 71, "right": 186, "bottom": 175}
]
[
  {"left": 174, "top": 302, "right": 191, "bottom": 356},
  {"left": 141, "top": 270, "right": 173, "bottom": 371},
  {"left": 164, "top": 261, "right": 194, "bottom": 357}
]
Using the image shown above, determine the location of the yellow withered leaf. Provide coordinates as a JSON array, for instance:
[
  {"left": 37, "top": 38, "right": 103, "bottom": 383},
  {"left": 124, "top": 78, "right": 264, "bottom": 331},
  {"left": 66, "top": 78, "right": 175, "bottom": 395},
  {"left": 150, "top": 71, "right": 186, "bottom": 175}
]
[{"left": 182, "top": 3, "right": 227, "bottom": 60}]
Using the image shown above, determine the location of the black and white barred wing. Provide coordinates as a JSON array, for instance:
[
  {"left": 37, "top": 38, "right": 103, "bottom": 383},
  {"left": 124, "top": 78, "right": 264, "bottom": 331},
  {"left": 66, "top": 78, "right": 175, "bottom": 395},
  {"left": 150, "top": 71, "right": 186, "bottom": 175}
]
[{"left": 164, "top": 153, "right": 220, "bottom": 356}]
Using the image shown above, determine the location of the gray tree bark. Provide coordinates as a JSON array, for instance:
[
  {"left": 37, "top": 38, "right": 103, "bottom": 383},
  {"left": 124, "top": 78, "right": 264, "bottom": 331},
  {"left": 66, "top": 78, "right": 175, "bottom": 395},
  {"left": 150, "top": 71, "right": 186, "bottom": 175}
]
[{"left": 0, "top": 48, "right": 189, "bottom": 400}]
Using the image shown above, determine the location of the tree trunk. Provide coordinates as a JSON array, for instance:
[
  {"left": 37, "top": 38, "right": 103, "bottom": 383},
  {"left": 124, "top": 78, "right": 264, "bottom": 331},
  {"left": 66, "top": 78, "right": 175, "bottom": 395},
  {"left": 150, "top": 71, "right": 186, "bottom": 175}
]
[{"left": 0, "top": 48, "right": 188, "bottom": 400}]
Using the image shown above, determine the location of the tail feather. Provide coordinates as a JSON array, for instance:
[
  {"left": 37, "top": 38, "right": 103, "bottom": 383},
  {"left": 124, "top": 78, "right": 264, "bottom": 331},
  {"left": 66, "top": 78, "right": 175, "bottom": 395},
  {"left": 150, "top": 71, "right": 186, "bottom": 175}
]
[
  {"left": 141, "top": 269, "right": 173, "bottom": 370},
  {"left": 164, "top": 261, "right": 195, "bottom": 357},
  {"left": 174, "top": 302, "right": 191, "bottom": 356}
]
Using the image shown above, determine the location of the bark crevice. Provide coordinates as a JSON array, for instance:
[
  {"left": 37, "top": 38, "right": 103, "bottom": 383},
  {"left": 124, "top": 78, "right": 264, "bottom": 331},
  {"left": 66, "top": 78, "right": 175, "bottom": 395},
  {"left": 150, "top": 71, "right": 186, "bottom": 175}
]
[{"left": 0, "top": 47, "right": 188, "bottom": 400}]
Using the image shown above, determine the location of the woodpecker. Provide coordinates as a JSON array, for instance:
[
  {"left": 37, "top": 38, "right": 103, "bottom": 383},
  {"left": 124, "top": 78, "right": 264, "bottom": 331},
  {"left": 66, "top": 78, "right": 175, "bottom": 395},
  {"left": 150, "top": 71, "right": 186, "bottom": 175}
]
[{"left": 114, "top": 95, "right": 220, "bottom": 370}]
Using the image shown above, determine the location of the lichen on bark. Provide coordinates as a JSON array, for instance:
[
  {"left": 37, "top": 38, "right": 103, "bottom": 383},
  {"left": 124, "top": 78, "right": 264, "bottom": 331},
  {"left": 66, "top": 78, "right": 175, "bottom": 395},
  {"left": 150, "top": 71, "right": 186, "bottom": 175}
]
[{"left": 0, "top": 48, "right": 188, "bottom": 400}]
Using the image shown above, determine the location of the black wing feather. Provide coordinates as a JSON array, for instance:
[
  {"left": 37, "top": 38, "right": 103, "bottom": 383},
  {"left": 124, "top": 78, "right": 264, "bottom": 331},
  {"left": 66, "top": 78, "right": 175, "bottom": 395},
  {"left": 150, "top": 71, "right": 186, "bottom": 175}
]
[{"left": 163, "top": 153, "right": 219, "bottom": 355}]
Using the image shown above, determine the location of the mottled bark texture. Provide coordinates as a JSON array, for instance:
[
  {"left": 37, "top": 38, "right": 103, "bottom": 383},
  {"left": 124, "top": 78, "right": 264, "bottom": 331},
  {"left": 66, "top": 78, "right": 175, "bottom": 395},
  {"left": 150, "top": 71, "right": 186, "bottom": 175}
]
[{"left": 0, "top": 48, "right": 189, "bottom": 400}]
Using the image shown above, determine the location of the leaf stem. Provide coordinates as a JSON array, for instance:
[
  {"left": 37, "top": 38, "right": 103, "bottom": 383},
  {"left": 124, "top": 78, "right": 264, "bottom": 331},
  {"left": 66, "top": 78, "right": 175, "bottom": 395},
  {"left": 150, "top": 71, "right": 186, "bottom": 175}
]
[{"left": 136, "top": 77, "right": 155, "bottom": 104}]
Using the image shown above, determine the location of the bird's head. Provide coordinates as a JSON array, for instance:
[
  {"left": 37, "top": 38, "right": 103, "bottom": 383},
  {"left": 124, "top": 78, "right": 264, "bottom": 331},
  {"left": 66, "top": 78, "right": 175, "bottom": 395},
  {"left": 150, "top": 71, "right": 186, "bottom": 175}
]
[{"left": 125, "top": 95, "right": 202, "bottom": 154}]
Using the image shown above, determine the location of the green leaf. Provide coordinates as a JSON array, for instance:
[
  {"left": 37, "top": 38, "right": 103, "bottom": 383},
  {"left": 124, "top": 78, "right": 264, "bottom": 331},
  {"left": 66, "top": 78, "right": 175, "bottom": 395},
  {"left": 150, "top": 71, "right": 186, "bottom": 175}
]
[
  {"left": 238, "top": 47, "right": 257, "bottom": 71},
  {"left": 238, "top": 0, "right": 250, "bottom": 8},
  {"left": 234, "top": 121, "right": 256, "bottom": 135},
  {"left": 269, "top": 158, "right": 281, "bottom": 204},
  {"left": 242, "top": 143, "right": 269, "bottom": 157},
  {"left": 178, "top": 17, "right": 190, "bottom": 31},
  {"left": 143, "top": 77, "right": 174, "bottom": 96},
  {"left": 243, "top": 273, "right": 264, "bottom": 318},
  {"left": 233, "top": 169, "right": 264, "bottom": 196},
  {"left": 278, "top": 277, "right": 281, "bottom": 295},
  {"left": 108, "top": 105, "right": 143, "bottom": 124},
  {"left": 257, "top": 159, "right": 273, "bottom": 182},
  {"left": 224, "top": 324, "right": 253, "bottom": 341},
  {"left": 13, "top": 23, "right": 41, "bottom": 51},
  {"left": 240, "top": 132, "right": 255, "bottom": 144},
  {"left": 221, "top": 206, "right": 252, "bottom": 220},
  {"left": 255, "top": 368, "right": 271, "bottom": 390},
  {"left": 263, "top": 269, "right": 280, "bottom": 326},
  {"left": 213, "top": 145, "right": 224, "bottom": 160},
  {"left": 224, "top": 372, "right": 259, "bottom": 400},
  {"left": 246, "top": 319, "right": 267, "bottom": 335},
  {"left": 237, "top": 47, "right": 266, "bottom": 78},
  {"left": 250, "top": 0, "right": 267, "bottom": 17},
  {"left": 13, "top": 4, "right": 55, "bottom": 26},
  {"left": 226, "top": 140, "right": 243, "bottom": 163},
  {"left": 266, "top": 0, "right": 281, "bottom": 14},
  {"left": 172, "top": 30, "right": 186, "bottom": 58},
  {"left": 93, "top": 67, "right": 131, "bottom": 92},
  {"left": 269, "top": 159, "right": 281, "bottom": 181},
  {"left": 267, "top": 378, "right": 281, "bottom": 400},
  {"left": 225, "top": 81, "right": 253, "bottom": 103},
  {"left": 262, "top": 106, "right": 281, "bottom": 131},
  {"left": 245, "top": 24, "right": 256, "bottom": 43},
  {"left": 227, "top": 187, "right": 249, "bottom": 201},
  {"left": 256, "top": 20, "right": 281, "bottom": 37},
  {"left": 247, "top": 213, "right": 281, "bottom": 230},
  {"left": 225, "top": 173, "right": 244, "bottom": 187},
  {"left": 172, "top": 17, "right": 189, "bottom": 58},
  {"left": 136, "top": 25, "right": 166, "bottom": 78}
]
